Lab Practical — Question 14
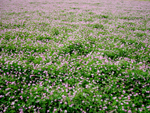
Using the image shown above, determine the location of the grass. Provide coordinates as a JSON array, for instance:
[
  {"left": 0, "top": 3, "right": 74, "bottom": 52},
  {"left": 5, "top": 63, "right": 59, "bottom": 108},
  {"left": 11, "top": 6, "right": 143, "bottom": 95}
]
[{"left": 0, "top": 0, "right": 150, "bottom": 113}]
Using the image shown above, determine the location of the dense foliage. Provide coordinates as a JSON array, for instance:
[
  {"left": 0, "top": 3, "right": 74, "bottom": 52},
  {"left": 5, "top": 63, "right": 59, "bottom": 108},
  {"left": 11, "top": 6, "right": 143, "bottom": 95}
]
[{"left": 0, "top": 0, "right": 150, "bottom": 112}]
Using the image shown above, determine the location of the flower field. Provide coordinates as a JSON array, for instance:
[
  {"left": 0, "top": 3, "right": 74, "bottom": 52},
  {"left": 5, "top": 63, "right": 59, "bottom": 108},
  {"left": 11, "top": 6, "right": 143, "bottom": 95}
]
[{"left": 0, "top": 0, "right": 150, "bottom": 112}]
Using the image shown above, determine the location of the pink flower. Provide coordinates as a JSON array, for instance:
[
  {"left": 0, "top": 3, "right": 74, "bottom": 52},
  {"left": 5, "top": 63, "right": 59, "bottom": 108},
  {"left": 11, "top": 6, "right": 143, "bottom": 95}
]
[
  {"left": 123, "top": 90, "right": 126, "bottom": 94},
  {"left": 20, "top": 96, "right": 23, "bottom": 100},
  {"left": 11, "top": 101, "right": 15, "bottom": 105},
  {"left": 19, "top": 108, "right": 23, "bottom": 113},
  {"left": 69, "top": 104, "right": 74, "bottom": 107},
  {"left": 54, "top": 108, "right": 57, "bottom": 112}
]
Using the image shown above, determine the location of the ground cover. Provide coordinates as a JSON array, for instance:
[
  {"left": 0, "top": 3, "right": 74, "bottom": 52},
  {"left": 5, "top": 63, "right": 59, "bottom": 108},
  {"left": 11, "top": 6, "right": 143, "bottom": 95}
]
[{"left": 0, "top": 0, "right": 150, "bottom": 112}]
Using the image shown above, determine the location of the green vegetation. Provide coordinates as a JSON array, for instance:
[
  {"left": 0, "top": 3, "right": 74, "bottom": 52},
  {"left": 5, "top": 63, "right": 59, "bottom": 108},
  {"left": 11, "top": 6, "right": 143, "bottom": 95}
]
[{"left": 0, "top": 0, "right": 150, "bottom": 112}]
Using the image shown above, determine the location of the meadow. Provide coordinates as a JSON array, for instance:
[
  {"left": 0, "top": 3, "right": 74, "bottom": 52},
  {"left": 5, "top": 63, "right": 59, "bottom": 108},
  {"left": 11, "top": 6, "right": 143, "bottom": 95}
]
[{"left": 0, "top": 0, "right": 150, "bottom": 112}]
